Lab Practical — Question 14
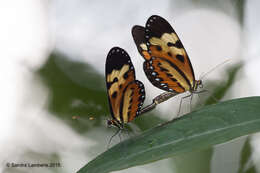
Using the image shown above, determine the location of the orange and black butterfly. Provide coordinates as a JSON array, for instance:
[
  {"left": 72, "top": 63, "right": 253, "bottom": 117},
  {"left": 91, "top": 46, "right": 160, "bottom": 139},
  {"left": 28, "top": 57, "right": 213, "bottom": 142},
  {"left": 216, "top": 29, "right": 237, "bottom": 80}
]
[
  {"left": 106, "top": 47, "right": 145, "bottom": 130},
  {"left": 132, "top": 15, "right": 202, "bottom": 100}
]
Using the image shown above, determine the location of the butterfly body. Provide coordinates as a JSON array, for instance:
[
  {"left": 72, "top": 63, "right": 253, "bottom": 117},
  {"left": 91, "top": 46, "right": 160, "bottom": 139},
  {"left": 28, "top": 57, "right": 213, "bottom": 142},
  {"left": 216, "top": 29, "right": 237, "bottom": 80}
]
[
  {"left": 132, "top": 15, "right": 202, "bottom": 96},
  {"left": 105, "top": 47, "right": 145, "bottom": 129}
]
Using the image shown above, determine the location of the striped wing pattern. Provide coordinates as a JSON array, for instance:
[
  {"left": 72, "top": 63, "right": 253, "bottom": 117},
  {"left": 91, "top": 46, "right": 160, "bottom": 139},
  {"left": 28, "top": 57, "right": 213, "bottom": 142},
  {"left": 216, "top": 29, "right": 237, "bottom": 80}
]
[
  {"left": 132, "top": 15, "right": 196, "bottom": 93},
  {"left": 106, "top": 47, "right": 145, "bottom": 124}
]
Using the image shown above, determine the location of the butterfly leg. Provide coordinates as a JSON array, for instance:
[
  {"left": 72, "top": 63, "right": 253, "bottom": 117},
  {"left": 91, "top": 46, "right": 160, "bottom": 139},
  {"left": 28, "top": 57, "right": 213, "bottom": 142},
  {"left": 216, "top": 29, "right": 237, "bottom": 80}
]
[
  {"left": 176, "top": 94, "right": 192, "bottom": 119},
  {"left": 107, "top": 128, "right": 121, "bottom": 149},
  {"left": 190, "top": 93, "right": 194, "bottom": 113},
  {"left": 118, "top": 130, "right": 122, "bottom": 142},
  {"left": 194, "top": 89, "right": 218, "bottom": 103},
  {"left": 196, "top": 93, "right": 204, "bottom": 108},
  {"left": 123, "top": 127, "right": 132, "bottom": 139}
]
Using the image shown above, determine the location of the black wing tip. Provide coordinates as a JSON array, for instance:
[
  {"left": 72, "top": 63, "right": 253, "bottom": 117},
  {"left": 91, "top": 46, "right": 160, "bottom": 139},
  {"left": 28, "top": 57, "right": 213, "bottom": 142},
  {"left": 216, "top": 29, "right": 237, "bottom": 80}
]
[
  {"left": 145, "top": 15, "right": 174, "bottom": 38},
  {"left": 131, "top": 26, "right": 148, "bottom": 60},
  {"left": 107, "top": 46, "right": 129, "bottom": 59},
  {"left": 147, "top": 15, "right": 168, "bottom": 24},
  {"left": 132, "top": 25, "right": 145, "bottom": 34},
  {"left": 147, "top": 15, "right": 164, "bottom": 20},
  {"left": 106, "top": 47, "right": 132, "bottom": 74},
  {"left": 132, "top": 25, "right": 145, "bottom": 42},
  {"left": 107, "top": 46, "right": 126, "bottom": 56}
]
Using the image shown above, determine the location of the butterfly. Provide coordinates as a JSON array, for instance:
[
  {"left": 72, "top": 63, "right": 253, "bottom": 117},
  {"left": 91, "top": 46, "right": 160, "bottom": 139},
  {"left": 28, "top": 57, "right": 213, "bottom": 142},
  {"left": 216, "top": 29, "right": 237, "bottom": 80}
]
[
  {"left": 105, "top": 47, "right": 146, "bottom": 130},
  {"left": 132, "top": 15, "right": 202, "bottom": 106}
]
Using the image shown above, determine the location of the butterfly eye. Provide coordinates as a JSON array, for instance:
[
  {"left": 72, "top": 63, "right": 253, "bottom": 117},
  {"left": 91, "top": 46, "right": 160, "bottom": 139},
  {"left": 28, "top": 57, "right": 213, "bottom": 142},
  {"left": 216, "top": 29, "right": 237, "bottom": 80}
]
[
  {"left": 107, "top": 120, "right": 113, "bottom": 127},
  {"left": 198, "top": 80, "right": 203, "bottom": 88}
]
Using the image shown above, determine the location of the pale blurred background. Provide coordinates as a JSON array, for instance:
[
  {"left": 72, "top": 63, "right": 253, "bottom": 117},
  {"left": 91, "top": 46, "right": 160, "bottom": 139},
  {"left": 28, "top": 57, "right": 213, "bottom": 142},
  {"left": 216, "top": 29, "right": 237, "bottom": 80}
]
[{"left": 0, "top": 0, "right": 259, "bottom": 173}]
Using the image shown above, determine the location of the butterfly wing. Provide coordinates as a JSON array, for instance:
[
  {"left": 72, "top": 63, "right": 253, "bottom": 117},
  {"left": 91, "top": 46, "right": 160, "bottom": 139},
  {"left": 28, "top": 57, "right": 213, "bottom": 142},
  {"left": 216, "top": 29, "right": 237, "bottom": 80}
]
[
  {"left": 106, "top": 47, "right": 145, "bottom": 124},
  {"left": 133, "top": 15, "right": 196, "bottom": 93},
  {"left": 121, "top": 80, "right": 145, "bottom": 122},
  {"left": 132, "top": 25, "right": 151, "bottom": 60},
  {"left": 143, "top": 58, "right": 186, "bottom": 93}
]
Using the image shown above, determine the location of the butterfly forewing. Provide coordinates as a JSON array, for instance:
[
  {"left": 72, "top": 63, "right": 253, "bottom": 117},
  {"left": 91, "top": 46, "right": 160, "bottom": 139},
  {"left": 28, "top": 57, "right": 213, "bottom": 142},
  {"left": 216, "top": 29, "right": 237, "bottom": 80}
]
[
  {"left": 133, "top": 15, "right": 196, "bottom": 93},
  {"left": 106, "top": 47, "right": 145, "bottom": 124}
]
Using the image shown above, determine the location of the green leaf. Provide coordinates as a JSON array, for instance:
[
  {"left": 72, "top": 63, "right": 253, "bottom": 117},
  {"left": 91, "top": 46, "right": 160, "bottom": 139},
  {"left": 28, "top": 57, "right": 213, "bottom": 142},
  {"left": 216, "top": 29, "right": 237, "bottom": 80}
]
[
  {"left": 171, "top": 148, "right": 213, "bottom": 173},
  {"left": 77, "top": 96, "right": 260, "bottom": 173}
]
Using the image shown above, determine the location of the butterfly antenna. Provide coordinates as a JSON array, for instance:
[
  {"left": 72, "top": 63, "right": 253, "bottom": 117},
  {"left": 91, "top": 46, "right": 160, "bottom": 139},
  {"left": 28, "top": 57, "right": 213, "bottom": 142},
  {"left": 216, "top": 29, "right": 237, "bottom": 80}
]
[
  {"left": 196, "top": 92, "right": 204, "bottom": 107},
  {"left": 196, "top": 89, "right": 219, "bottom": 103},
  {"left": 107, "top": 128, "right": 121, "bottom": 149},
  {"left": 200, "top": 59, "right": 231, "bottom": 80},
  {"left": 123, "top": 127, "right": 131, "bottom": 138},
  {"left": 118, "top": 130, "right": 122, "bottom": 142}
]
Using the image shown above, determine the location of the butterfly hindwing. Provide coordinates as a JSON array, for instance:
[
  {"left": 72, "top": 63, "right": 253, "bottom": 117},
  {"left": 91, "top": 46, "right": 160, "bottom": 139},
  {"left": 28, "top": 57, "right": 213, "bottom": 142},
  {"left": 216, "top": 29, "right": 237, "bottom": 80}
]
[
  {"left": 143, "top": 59, "right": 186, "bottom": 93},
  {"left": 106, "top": 47, "right": 145, "bottom": 124},
  {"left": 121, "top": 80, "right": 145, "bottom": 123}
]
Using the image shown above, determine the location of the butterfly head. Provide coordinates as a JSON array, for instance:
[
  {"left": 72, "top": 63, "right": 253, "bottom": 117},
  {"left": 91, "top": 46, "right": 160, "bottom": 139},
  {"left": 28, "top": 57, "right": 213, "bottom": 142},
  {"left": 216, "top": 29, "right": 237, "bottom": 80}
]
[
  {"left": 107, "top": 119, "right": 124, "bottom": 129},
  {"left": 194, "top": 80, "right": 203, "bottom": 91}
]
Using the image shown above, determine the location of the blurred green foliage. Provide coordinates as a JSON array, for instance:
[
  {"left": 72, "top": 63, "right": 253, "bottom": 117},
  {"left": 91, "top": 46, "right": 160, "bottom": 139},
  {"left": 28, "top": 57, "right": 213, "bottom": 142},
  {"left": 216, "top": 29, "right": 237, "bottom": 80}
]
[
  {"left": 238, "top": 137, "right": 257, "bottom": 173},
  {"left": 37, "top": 52, "right": 109, "bottom": 133},
  {"left": 37, "top": 52, "right": 166, "bottom": 134},
  {"left": 204, "top": 62, "right": 243, "bottom": 105}
]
